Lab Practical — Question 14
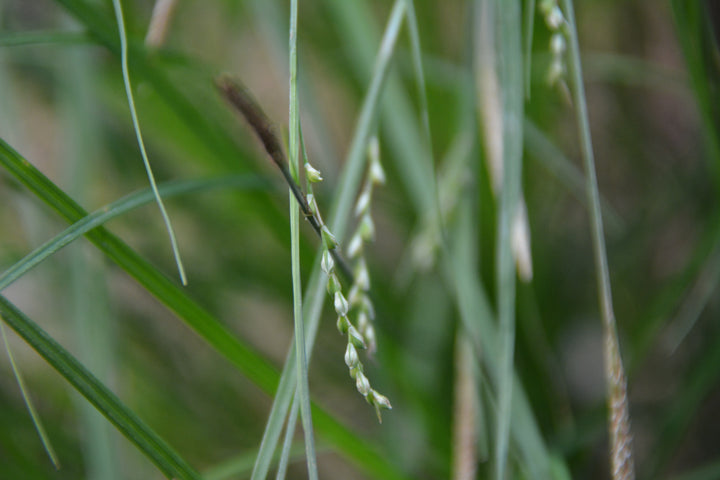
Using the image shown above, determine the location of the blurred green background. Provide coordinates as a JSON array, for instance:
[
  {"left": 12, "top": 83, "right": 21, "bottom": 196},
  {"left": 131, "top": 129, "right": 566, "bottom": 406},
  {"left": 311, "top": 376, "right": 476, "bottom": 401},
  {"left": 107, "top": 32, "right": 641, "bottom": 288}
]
[{"left": 1, "top": 0, "right": 720, "bottom": 479}]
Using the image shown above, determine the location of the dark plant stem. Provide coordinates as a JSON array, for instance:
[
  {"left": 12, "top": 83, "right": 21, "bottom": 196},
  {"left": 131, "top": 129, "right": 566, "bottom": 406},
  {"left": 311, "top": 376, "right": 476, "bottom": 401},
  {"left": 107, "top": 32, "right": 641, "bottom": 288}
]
[{"left": 216, "top": 75, "right": 354, "bottom": 282}]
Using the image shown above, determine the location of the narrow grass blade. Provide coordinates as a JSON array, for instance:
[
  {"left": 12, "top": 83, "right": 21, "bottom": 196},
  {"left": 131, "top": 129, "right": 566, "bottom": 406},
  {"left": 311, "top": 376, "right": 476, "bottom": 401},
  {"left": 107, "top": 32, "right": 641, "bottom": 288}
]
[
  {"left": 494, "top": 0, "right": 524, "bottom": 478},
  {"left": 111, "top": 0, "right": 186, "bottom": 285},
  {"left": 287, "top": 1, "right": 319, "bottom": 476},
  {"left": 561, "top": 0, "right": 635, "bottom": 478},
  {"left": 205, "top": 443, "right": 308, "bottom": 480},
  {"left": 275, "top": 395, "right": 300, "bottom": 480},
  {"left": 0, "top": 176, "right": 265, "bottom": 292},
  {"left": 0, "top": 295, "right": 201, "bottom": 480},
  {"left": 523, "top": 0, "right": 536, "bottom": 98},
  {"left": 0, "top": 322, "right": 60, "bottom": 469}
]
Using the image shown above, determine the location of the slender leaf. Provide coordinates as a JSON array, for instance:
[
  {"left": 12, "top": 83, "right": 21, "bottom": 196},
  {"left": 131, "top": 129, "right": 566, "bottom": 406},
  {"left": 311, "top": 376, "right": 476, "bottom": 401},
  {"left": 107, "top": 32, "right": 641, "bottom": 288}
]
[{"left": 0, "top": 295, "right": 201, "bottom": 480}]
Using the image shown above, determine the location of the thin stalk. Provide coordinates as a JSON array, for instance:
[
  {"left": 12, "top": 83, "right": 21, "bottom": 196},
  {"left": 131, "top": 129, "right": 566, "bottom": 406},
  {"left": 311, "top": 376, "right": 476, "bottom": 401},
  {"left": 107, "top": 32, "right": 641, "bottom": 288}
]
[
  {"left": 275, "top": 396, "right": 300, "bottom": 480},
  {"left": 1, "top": 322, "right": 60, "bottom": 468},
  {"left": 288, "top": 1, "right": 319, "bottom": 478},
  {"left": 216, "top": 77, "right": 354, "bottom": 283},
  {"left": 111, "top": 0, "right": 187, "bottom": 285},
  {"left": 495, "top": 0, "right": 524, "bottom": 478},
  {"left": 561, "top": 0, "right": 635, "bottom": 478}
]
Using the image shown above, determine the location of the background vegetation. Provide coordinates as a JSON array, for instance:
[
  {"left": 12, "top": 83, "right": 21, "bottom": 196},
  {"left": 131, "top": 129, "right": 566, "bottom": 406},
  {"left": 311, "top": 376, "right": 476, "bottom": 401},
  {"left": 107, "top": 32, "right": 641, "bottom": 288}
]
[{"left": 1, "top": 0, "right": 719, "bottom": 479}]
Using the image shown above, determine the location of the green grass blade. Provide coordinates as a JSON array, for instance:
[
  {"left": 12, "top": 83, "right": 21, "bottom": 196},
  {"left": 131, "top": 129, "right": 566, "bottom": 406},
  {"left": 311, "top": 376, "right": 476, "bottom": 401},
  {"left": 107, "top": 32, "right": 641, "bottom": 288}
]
[
  {"left": 561, "top": 0, "right": 636, "bottom": 478},
  {"left": 111, "top": 0, "right": 187, "bottom": 285},
  {"left": 275, "top": 396, "right": 300, "bottom": 480},
  {"left": 0, "top": 295, "right": 201, "bottom": 480},
  {"left": 0, "top": 176, "right": 265, "bottom": 292},
  {"left": 494, "top": 1, "right": 524, "bottom": 478},
  {"left": 205, "top": 442, "right": 309, "bottom": 480},
  {"left": 0, "top": 322, "right": 61, "bottom": 469},
  {"left": 523, "top": 0, "right": 536, "bottom": 98},
  {"left": 287, "top": 0, "right": 319, "bottom": 476}
]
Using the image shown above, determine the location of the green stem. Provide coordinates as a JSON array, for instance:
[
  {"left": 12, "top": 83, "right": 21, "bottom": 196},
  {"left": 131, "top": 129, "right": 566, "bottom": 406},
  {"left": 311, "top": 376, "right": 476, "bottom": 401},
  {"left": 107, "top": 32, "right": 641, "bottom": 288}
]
[
  {"left": 561, "top": 1, "right": 635, "bottom": 478},
  {"left": 288, "top": 1, "right": 319, "bottom": 478}
]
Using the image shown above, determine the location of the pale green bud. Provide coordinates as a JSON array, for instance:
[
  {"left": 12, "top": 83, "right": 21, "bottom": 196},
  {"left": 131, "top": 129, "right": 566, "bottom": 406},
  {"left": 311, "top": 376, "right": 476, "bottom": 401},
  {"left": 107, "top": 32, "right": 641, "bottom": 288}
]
[
  {"left": 321, "top": 249, "right": 335, "bottom": 274},
  {"left": 354, "top": 184, "right": 372, "bottom": 216},
  {"left": 326, "top": 272, "right": 341, "bottom": 295},
  {"left": 337, "top": 315, "right": 350, "bottom": 335},
  {"left": 347, "top": 232, "right": 363, "bottom": 259},
  {"left": 344, "top": 343, "right": 359, "bottom": 368},
  {"left": 355, "top": 371, "right": 371, "bottom": 396},
  {"left": 347, "top": 325, "right": 366, "bottom": 349},
  {"left": 363, "top": 324, "right": 377, "bottom": 354},
  {"left": 348, "top": 284, "right": 362, "bottom": 307},
  {"left": 354, "top": 258, "right": 370, "bottom": 290},
  {"left": 547, "top": 58, "right": 565, "bottom": 86},
  {"left": 546, "top": 6, "right": 564, "bottom": 30},
  {"left": 359, "top": 213, "right": 375, "bottom": 241},
  {"left": 305, "top": 162, "right": 323, "bottom": 182},
  {"left": 321, "top": 225, "right": 338, "bottom": 249},
  {"left": 550, "top": 33, "right": 566, "bottom": 55},
  {"left": 369, "top": 389, "right": 392, "bottom": 410},
  {"left": 368, "top": 389, "right": 392, "bottom": 422},
  {"left": 334, "top": 291, "right": 349, "bottom": 317}
]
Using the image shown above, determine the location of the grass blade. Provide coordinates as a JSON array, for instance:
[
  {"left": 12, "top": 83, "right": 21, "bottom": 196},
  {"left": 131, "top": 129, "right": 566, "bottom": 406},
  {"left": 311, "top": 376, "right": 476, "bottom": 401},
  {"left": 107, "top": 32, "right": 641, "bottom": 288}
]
[
  {"left": 0, "top": 322, "right": 60, "bottom": 469},
  {"left": 0, "top": 176, "right": 265, "bottom": 292},
  {"left": 111, "top": 0, "right": 186, "bottom": 285},
  {"left": 0, "top": 295, "right": 201, "bottom": 480},
  {"left": 561, "top": 0, "right": 636, "bottom": 478},
  {"left": 494, "top": 0, "right": 524, "bottom": 478},
  {"left": 287, "top": 0, "right": 319, "bottom": 476}
]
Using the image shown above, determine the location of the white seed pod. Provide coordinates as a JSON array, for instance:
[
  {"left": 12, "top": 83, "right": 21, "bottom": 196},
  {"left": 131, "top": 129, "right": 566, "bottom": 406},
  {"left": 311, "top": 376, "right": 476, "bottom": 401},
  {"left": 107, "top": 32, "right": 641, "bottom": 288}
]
[
  {"left": 304, "top": 162, "right": 323, "bottom": 183},
  {"left": 334, "top": 291, "right": 349, "bottom": 317},
  {"left": 359, "top": 212, "right": 375, "bottom": 241},
  {"left": 369, "top": 390, "right": 392, "bottom": 410},
  {"left": 348, "top": 284, "right": 362, "bottom": 307},
  {"left": 321, "top": 249, "right": 335, "bottom": 274},
  {"left": 361, "top": 295, "right": 375, "bottom": 320},
  {"left": 344, "top": 343, "right": 359, "bottom": 368},
  {"left": 550, "top": 32, "right": 566, "bottom": 55},
  {"left": 336, "top": 315, "right": 350, "bottom": 335},
  {"left": 347, "top": 325, "right": 367, "bottom": 349},
  {"left": 370, "top": 157, "right": 385, "bottom": 185},
  {"left": 347, "top": 232, "right": 363, "bottom": 259},
  {"left": 547, "top": 57, "right": 565, "bottom": 86},
  {"left": 355, "top": 371, "right": 371, "bottom": 396},
  {"left": 368, "top": 137, "right": 386, "bottom": 185},
  {"left": 546, "top": 6, "right": 564, "bottom": 30},
  {"left": 363, "top": 324, "right": 377, "bottom": 354},
  {"left": 357, "top": 310, "right": 369, "bottom": 331},
  {"left": 326, "top": 272, "right": 342, "bottom": 295},
  {"left": 354, "top": 258, "right": 370, "bottom": 291},
  {"left": 354, "top": 183, "right": 372, "bottom": 216}
]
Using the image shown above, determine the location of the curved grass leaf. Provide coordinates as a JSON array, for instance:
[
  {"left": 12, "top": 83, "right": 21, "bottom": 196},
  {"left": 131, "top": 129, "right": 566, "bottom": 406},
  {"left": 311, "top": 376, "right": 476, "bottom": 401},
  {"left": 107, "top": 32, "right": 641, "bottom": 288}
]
[
  {"left": 0, "top": 295, "right": 201, "bottom": 480},
  {"left": 0, "top": 175, "right": 266, "bottom": 292},
  {"left": 0, "top": 322, "right": 60, "bottom": 469}
]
